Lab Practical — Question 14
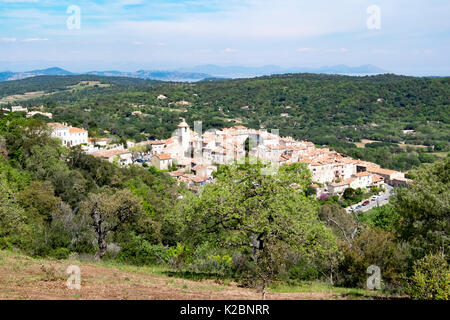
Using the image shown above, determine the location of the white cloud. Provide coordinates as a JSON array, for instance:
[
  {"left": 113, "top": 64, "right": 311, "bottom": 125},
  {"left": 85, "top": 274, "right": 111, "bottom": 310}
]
[
  {"left": 327, "top": 48, "right": 349, "bottom": 53},
  {"left": 297, "top": 48, "right": 315, "bottom": 53},
  {"left": 372, "top": 49, "right": 395, "bottom": 55},
  {"left": 22, "top": 38, "right": 48, "bottom": 42},
  {"left": 112, "top": 1, "right": 363, "bottom": 40},
  {"left": 0, "top": 37, "right": 17, "bottom": 42}
]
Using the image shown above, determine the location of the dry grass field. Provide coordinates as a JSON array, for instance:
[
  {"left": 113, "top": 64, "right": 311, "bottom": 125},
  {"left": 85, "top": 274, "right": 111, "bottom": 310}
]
[{"left": 0, "top": 250, "right": 399, "bottom": 300}]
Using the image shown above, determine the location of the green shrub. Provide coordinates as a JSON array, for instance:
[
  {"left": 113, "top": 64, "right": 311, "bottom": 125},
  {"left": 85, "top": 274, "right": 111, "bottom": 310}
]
[
  {"left": 116, "top": 233, "right": 167, "bottom": 265},
  {"left": 49, "top": 247, "right": 71, "bottom": 260},
  {"left": 407, "top": 254, "right": 449, "bottom": 300},
  {"left": 359, "top": 205, "right": 398, "bottom": 231},
  {"left": 187, "top": 242, "right": 234, "bottom": 276},
  {"left": 115, "top": 232, "right": 188, "bottom": 266},
  {"left": 337, "top": 228, "right": 410, "bottom": 290},
  {"left": 288, "top": 259, "right": 319, "bottom": 281}
]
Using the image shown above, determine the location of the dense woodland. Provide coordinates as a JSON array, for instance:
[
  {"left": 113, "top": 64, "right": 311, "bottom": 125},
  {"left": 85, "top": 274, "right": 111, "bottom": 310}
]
[
  {"left": 0, "top": 73, "right": 449, "bottom": 171},
  {"left": 0, "top": 112, "right": 448, "bottom": 299}
]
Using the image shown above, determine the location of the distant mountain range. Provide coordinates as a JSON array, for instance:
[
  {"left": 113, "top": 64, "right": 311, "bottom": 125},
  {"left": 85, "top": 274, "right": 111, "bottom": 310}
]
[
  {"left": 86, "top": 70, "right": 211, "bottom": 82},
  {"left": 0, "top": 67, "right": 74, "bottom": 82},
  {"left": 179, "top": 64, "right": 388, "bottom": 78},
  {"left": 0, "top": 64, "right": 388, "bottom": 82}
]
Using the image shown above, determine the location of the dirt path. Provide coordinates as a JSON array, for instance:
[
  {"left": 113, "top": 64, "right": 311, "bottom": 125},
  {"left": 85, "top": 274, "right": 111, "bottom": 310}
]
[{"left": 0, "top": 252, "right": 340, "bottom": 300}]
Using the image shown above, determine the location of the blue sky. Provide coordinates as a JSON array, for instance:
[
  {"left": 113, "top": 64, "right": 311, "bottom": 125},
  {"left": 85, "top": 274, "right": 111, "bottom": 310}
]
[{"left": 1, "top": 0, "right": 450, "bottom": 75}]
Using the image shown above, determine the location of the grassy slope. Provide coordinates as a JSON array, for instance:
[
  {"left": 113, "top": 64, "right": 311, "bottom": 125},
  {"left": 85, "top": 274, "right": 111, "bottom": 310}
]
[{"left": 0, "top": 250, "right": 403, "bottom": 300}]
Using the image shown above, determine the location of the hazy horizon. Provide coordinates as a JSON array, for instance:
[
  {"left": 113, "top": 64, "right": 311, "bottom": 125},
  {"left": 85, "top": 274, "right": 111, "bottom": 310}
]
[{"left": 1, "top": 0, "right": 450, "bottom": 76}]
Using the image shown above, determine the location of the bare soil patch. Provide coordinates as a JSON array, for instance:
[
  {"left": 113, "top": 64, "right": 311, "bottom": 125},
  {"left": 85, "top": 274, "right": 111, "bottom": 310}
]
[{"left": 0, "top": 251, "right": 367, "bottom": 300}]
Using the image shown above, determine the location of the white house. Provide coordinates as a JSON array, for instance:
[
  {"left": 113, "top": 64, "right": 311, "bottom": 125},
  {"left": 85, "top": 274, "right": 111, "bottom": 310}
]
[
  {"left": 351, "top": 171, "right": 372, "bottom": 189},
  {"left": 151, "top": 153, "right": 173, "bottom": 170},
  {"left": 48, "top": 123, "right": 88, "bottom": 147},
  {"left": 308, "top": 161, "right": 335, "bottom": 184},
  {"left": 11, "top": 106, "right": 28, "bottom": 113},
  {"left": 149, "top": 140, "right": 166, "bottom": 154},
  {"left": 192, "top": 164, "right": 217, "bottom": 178}
]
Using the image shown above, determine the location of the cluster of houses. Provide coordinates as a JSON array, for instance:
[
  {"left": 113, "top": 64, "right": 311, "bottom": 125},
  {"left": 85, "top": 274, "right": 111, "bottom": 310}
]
[
  {"left": 2, "top": 105, "right": 53, "bottom": 119},
  {"left": 46, "top": 118, "right": 411, "bottom": 194},
  {"left": 141, "top": 119, "right": 411, "bottom": 192}
]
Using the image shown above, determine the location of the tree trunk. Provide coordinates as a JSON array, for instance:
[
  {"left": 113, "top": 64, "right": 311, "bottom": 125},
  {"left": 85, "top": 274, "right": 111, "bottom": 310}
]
[{"left": 95, "top": 233, "right": 107, "bottom": 261}]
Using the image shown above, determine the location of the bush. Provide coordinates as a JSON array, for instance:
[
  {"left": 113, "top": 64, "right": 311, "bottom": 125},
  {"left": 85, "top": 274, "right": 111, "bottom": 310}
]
[
  {"left": 116, "top": 232, "right": 188, "bottom": 267},
  {"left": 187, "top": 242, "right": 234, "bottom": 276},
  {"left": 287, "top": 258, "right": 319, "bottom": 282},
  {"left": 337, "top": 228, "right": 410, "bottom": 290},
  {"left": 407, "top": 254, "right": 449, "bottom": 300},
  {"left": 116, "top": 233, "right": 169, "bottom": 265},
  {"left": 343, "top": 188, "right": 355, "bottom": 200},
  {"left": 359, "top": 205, "right": 398, "bottom": 231},
  {"left": 49, "top": 247, "right": 71, "bottom": 260}
]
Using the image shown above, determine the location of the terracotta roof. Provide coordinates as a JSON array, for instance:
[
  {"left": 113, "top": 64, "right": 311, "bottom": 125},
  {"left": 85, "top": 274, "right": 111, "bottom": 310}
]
[
  {"left": 48, "top": 122, "right": 67, "bottom": 129},
  {"left": 169, "top": 170, "right": 185, "bottom": 177},
  {"left": 149, "top": 140, "right": 166, "bottom": 145},
  {"left": 165, "top": 137, "right": 176, "bottom": 145},
  {"left": 155, "top": 153, "right": 171, "bottom": 160},
  {"left": 267, "top": 144, "right": 287, "bottom": 150},
  {"left": 372, "top": 174, "right": 384, "bottom": 183},
  {"left": 69, "top": 127, "right": 87, "bottom": 134},
  {"left": 192, "top": 164, "right": 206, "bottom": 171},
  {"left": 331, "top": 178, "right": 355, "bottom": 187},
  {"left": 367, "top": 166, "right": 397, "bottom": 176},
  {"left": 355, "top": 171, "right": 370, "bottom": 177},
  {"left": 191, "top": 176, "right": 207, "bottom": 183}
]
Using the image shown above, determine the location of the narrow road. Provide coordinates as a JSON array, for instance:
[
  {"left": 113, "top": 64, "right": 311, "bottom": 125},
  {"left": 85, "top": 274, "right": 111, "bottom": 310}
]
[{"left": 347, "top": 185, "right": 394, "bottom": 213}]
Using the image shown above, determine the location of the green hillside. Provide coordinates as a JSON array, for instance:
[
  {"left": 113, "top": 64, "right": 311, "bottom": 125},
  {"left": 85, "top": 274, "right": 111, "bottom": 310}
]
[{"left": 1, "top": 73, "right": 449, "bottom": 170}]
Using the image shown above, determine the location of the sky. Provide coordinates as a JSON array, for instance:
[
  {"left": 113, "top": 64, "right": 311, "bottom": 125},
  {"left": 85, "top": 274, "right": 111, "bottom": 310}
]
[{"left": 0, "top": 0, "right": 449, "bottom": 75}]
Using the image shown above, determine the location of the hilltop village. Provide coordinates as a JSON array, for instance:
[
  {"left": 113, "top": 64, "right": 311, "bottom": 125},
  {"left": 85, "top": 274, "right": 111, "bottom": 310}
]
[{"left": 43, "top": 118, "right": 411, "bottom": 196}]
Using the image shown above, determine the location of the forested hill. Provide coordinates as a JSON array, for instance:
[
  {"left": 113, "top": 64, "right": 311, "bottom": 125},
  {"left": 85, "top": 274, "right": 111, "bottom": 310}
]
[
  {"left": 1, "top": 73, "right": 449, "bottom": 171},
  {"left": 0, "top": 75, "right": 163, "bottom": 97}
]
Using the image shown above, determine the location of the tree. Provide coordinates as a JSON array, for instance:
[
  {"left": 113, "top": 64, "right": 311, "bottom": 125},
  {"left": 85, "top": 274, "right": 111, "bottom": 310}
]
[
  {"left": 392, "top": 158, "right": 449, "bottom": 260},
  {"left": 0, "top": 172, "right": 30, "bottom": 249},
  {"left": 319, "top": 203, "right": 358, "bottom": 247},
  {"left": 343, "top": 188, "right": 355, "bottom": 200},
  {"left": 18, "top": 181, "right": 60, "bottom": 223},
  {"left": 359, "top": 205, "right": 398, "bottom": 231},
  {"left": 176, "top": 161, "right": 339, "bottom": 298},
  {"left": 408, "top": 254, "right": 449, "bottom": 300},
  {"left": 337, "top": 227, "right": 410, "bottom": 289},
  {"left": 81, "top": 188, "right": 143, "bottom": 260}
]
